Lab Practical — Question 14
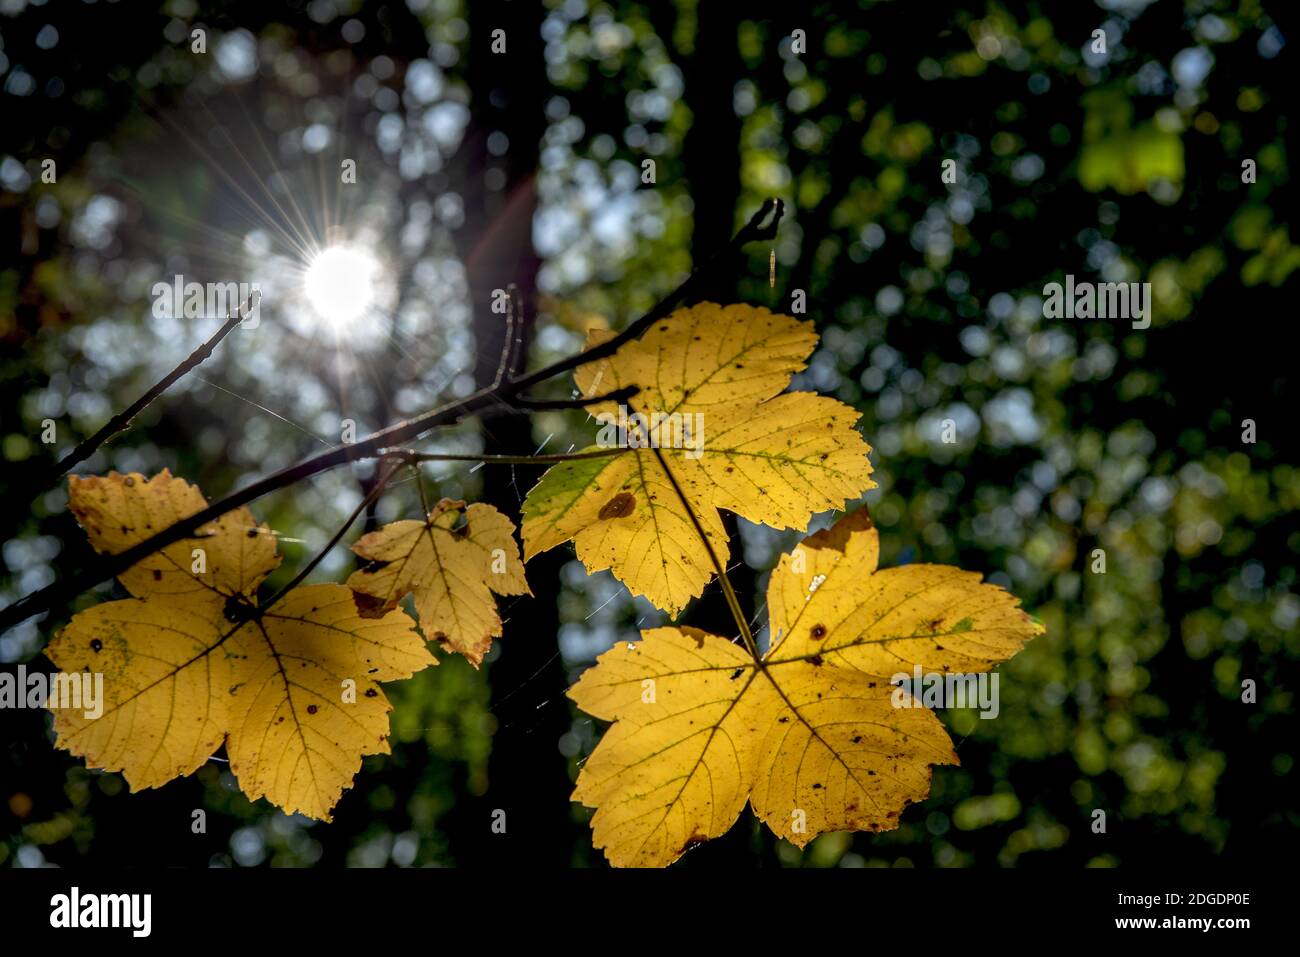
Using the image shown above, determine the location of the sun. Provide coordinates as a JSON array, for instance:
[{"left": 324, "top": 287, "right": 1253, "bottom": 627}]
[{"left": 303, "top": 244, "right": 379, "bottom": 328}]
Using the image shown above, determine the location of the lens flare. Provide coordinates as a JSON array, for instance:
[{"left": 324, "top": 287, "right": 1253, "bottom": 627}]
[{"left": 303, "top": 245, "right": 379, "bottom": 327}]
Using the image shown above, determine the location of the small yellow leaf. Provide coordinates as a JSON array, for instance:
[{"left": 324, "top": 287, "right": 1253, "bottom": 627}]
[
  {"left": 568, "top": 509, "right": 1044, "bottom": 866},
  {"left": 523, "top": 303, "right": 875, "bottom": 614},
  {"left": 68, "top": 469, "right": 279, "bottom": 606},
  {"left": 47, "top": 471, "right": 435, "bottom": 820},
  {"left": 346, "top": 499, "right": 530, "bottom": 666}
]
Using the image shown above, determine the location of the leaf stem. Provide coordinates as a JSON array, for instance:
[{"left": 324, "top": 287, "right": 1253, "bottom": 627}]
[
  {"left": 649, "top": 447, "right": 759, "bottom": 660},
  {"left": 259, "top": 459, "right": 403, "bottom": 613},
  {"left": 411, "top": 461, "right": 432, "bottom": 515}
]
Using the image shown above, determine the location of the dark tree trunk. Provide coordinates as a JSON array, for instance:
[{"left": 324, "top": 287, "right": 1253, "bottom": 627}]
[
  {"left": 676, "top": 6, "right": 755, "bottom": 645},
  {"left": 673, "top": 5, "right": 780, "bottom": 867},
  {"left": 445, "top": 0, "right": 575, "bottom": 867},
  {"left": 682, "top": 5, "right": 744, "bottom": 290}
]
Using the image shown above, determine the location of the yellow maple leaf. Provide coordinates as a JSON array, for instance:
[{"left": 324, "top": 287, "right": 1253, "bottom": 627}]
[
  {"left": 568, "top": 510, "right": 1044, "bottom": 867},
  {"left": 346, "top": 498, "right": 531, "bottom": 666},
  {"left": 45, "top": 471, "right": 435, "bottom": 820},
  {"left": 67, "top": 470, "right": 280, "bottom": 605},
  {"left": 522, "top": 302, "right": 875, "bottom": 614}
]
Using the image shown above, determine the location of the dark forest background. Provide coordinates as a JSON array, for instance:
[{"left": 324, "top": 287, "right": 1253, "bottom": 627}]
[{"left": 1, "top": 0, "right": 1296, "bottom": 868}]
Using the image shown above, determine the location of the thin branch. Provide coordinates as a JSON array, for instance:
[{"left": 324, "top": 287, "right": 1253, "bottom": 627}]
[
  {"left": 0, "top": 199, "right": 784, "bottom": 634},
  {"left": 649, "top": 446, "right": 759, "bottom": 659},
  {"left": 490, "top": 283, "right": 519, "bottom": 390},
  {"left": 42, "top": 291, "right": 260, "bottom": 486},
  {"left": 508, "top": 198, "right": 784, "bottom": 392},
  {"left": 506, "top": 284, "right": 527, "bottom": 381},
  {"left": 384, "top": 447, "right": 628, "bottom": 467}
]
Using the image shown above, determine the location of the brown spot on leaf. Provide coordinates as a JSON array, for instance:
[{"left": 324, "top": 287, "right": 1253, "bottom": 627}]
[
  {"left": 351, "top": 591, "right": 396, "bottom": 619},
  {"left": 90, "top": 639, "right": 103, "bottom": 653},
  {"left": 598, "top": 491, "right": 636, "bottom": 520},
  {"left": 306, "top": 704, "right": 318, "bottom": 715},
  {"left": 152, "top": 569, "right": 162, "bottom": 581},
  {"left": 810, "top": 624, "right": 827, "bottom": 640}
]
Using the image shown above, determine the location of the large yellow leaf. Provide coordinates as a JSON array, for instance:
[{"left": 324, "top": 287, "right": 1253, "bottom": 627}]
[
  {"left": 46, "top": 471, "right": 435, "bottom": 820},
  {"left": 346, "top": 499, "right": 530, "bottom": 666},
  {"left": 568, "top": 510, "right": 1044, "bottom": 867},
  {"left": 522, "top": 303, "right": 875, "bottom": 614}
]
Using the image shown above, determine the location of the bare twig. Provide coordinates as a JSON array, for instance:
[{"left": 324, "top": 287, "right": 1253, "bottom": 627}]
[
  {"left": 42, "top": 291, "right": 260, "bottom": 486},
  {"left": 506, "top": 284, "right": 527, "bottom": 382},
  {"left": 0, "top": 199, "right": 784, "bottom": 634},
  {"left": 383, "top": 447, "right": 628, "bottom": 467},
  {"left": 491, "top": 283, "right": 519, "bottom": 390}
]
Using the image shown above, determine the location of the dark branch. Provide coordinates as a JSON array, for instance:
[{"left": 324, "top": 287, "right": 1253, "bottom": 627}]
[
  {"left": 508, "top": 385, "right": 637, "bottom": 411},
  {"left": 0, "top": 199, "right": 784, "bottom": 634}
]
